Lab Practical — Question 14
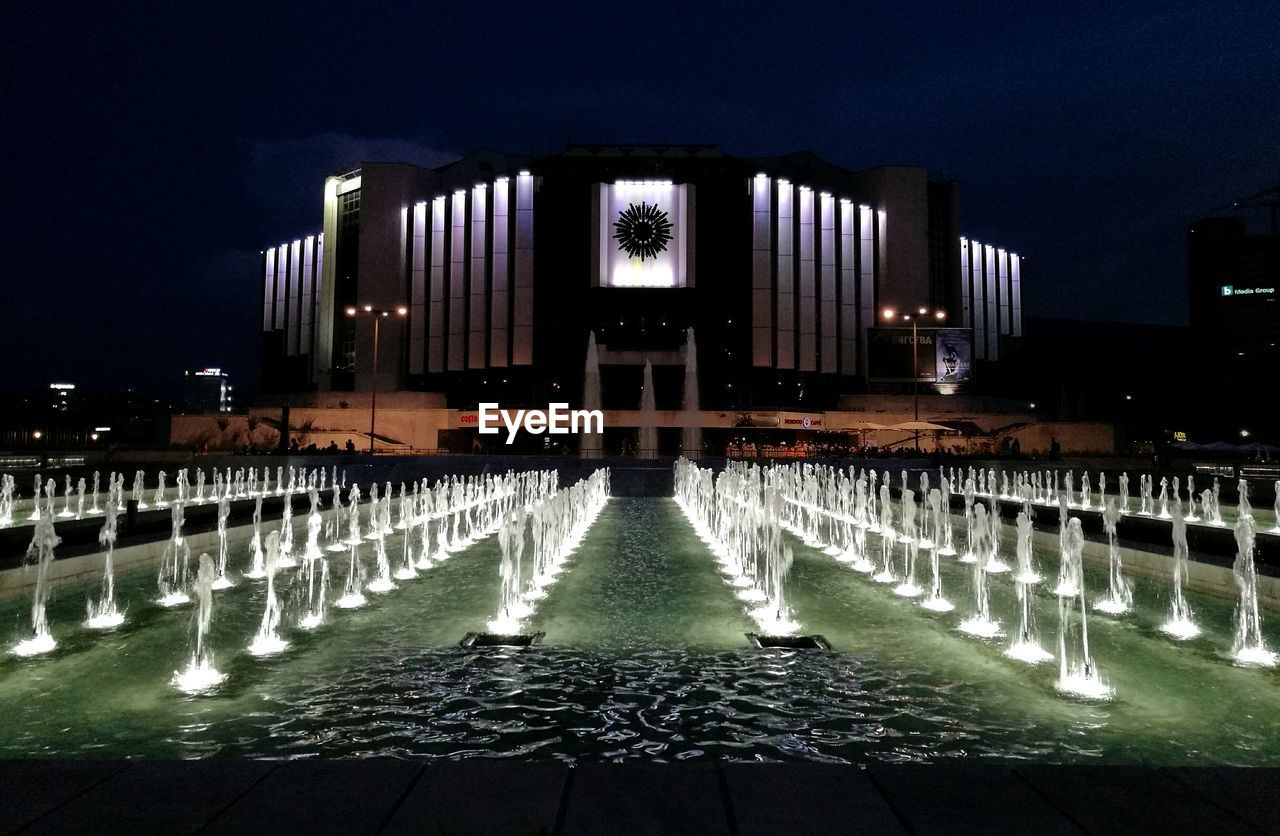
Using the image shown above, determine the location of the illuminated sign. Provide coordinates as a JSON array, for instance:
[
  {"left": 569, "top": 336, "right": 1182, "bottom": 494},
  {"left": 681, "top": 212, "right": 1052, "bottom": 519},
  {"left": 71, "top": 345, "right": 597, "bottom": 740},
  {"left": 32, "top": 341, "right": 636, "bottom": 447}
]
[
  {"left": 1173, "top": 431, "right": 1187, "bottom": 442},
  {"left": 867, "top": 328, "right": 973, "bottom": 384},
  {"left": 595, "top": 181, "right": 693, "bottom": 288},
  {"left": 49, "top": 383, "right": 76, "bottom": 391}
]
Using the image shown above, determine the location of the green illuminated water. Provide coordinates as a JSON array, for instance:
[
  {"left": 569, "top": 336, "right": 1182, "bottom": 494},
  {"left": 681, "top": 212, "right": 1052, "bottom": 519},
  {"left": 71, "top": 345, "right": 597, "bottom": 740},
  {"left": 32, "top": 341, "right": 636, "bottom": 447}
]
[{"left": 1, "top": 497, "right": 1278, "bottom": 764}]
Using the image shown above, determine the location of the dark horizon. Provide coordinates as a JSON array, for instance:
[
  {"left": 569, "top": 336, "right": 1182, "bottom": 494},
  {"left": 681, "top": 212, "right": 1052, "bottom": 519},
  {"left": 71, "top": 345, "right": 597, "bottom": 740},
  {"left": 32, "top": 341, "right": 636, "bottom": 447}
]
[{"left": 4, "top": 1, "right": 1278, "bottom": 397}]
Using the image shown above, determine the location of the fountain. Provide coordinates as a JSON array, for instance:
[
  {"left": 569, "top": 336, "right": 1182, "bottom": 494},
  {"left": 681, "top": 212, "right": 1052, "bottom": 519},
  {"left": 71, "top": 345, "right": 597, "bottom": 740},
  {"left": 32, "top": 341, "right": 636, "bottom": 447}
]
[
  {"left": 1056, "top": 518, "right": 1112, "bottom": 699},
  {"left": 1230, "top": 515, "right": 1276, "bottom": 667},
  {"left": 681, "top": 327, "right": 701, "bottom": 458},
  {"left": 892, "top": 489, "right": 923, "bottom": 597},
  {"left": 156, "top": 503, "right": 192, "bottom": 607},
  {"left": 1159, "top": 499, "right": 1200, "bottom": 640},
  {"left": 85, "top": 496, "right": 124, "bottom": 630},
  {"left": 154, "top": 471, "right": 168, "bottom": 509},
  {"left": 88, "top": 471, "right": 102, "bottom": 515},
  {"left": 0, "top": 474, "right": 14, "bottom": 527},
  {"left": 211, "top": 495, "right": 234, "bottom": 590},
  {"left": 959, "top": 478, "right": 977, "bottom": 564},
  {"left": 1005, "top": 504, "right": 1055, "bottom": 662},
  {"left": 638, "top": 359, "right": 658, "bottom": 459},
  {"left": 298, "top": 527, "right": 330, "bottom": 631},
  {"left": 1237, "top": 478, "right": 1252, "bottom": 521},
  {"left": 334, "top": 485, "right": 367, "bottom": 609},
  {"left": 27, "top": 474, "right": 43, "bottom": 521},
  {"left": 488, "top": 469, "right": 610, "bottom": 634},
  {"left": 12, "top": 515, "right": 60, "bottom": 656},
  {"left": 1012, "top": 505, "right": 1041, "bottom": 584},
  {"left": 277, "top": 488, "right": 297, "bottom": 569},
  {"left": 489, "top": 508, "right": 531, "bottom": 633},
  {"left": 872, "top": 484, "right": 896, "bottom": 584},
  {"left": 1094, "top": 499, "right": 1133, "bottom": 616},
  {"left": 958, "top": 504, "right": 1002, "bottom": 639},
  {"left": 171, "top": 554, "right": 225, "bottom": 693},
  {"left": 1053, "top": 495, "right": 1079, "bottom": 598},
  {"left": 920, "top": 488, "right": 954, "bottom": 612},
  {"left": 366, "top": 487, "right": 396, "bottom": 594},
  {"left": 248, "top": 531, "right": 289, "bottom": 656}
]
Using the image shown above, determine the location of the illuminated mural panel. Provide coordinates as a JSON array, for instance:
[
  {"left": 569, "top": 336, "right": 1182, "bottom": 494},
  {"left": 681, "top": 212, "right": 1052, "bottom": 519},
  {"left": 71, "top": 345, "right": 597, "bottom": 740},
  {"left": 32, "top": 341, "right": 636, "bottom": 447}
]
[{"left": 595, "top": 181, "right": 690, "bottom": 288}]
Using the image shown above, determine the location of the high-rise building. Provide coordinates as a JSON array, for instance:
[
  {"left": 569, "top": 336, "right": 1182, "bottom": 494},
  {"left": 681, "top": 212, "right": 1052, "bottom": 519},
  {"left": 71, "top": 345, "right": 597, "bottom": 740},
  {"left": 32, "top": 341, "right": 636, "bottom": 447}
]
[{"left": 183, "top": 368, "right": 234, "bottom": 414}]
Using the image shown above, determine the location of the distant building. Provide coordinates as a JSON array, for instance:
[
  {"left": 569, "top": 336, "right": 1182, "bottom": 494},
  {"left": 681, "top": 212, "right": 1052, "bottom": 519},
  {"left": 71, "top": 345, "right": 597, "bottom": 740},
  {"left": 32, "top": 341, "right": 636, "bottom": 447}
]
[
  {"left": 1188, "top": 216, "right": 1279, "bottom": 359},
  {"left": 258, "top": 145, "right": 1025, "bottom": 410},
  {"left": 183, "top": 368, "right": 233, "bottom": 413},
  {"left": 1187, "top": 212, "right": 1278, "bottom": 435},
  {"left": 48, "top": 382, "right": 76, "bottom": 412}
]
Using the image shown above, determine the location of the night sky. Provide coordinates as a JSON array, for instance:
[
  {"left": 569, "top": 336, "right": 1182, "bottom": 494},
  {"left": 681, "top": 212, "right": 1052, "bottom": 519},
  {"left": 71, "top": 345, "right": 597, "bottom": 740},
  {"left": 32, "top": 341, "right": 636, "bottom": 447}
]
[{"left": 4, "top": 1, "right": 1277, "bottom": 397}]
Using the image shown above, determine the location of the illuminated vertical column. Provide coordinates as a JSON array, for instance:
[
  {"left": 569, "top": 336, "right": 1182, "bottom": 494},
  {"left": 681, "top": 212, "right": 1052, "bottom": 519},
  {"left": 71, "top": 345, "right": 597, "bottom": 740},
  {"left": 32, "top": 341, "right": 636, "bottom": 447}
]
[
  {"left": 301, "top": 235, "right": 316, "bottom": 356},
  {"left": 468, "top": 183, "right": 488, "bottom": 369},
  {"left": 819, "top": 192, "right": 836, "bottom": 374},
  {"left": 751, "top": 174, "right": 772, "bottom": 367},
  {"left": 448, "top": 191, "right": 466, "bottom": 371},
  {"left": 512, "top": 171, "right": 534, "bottom": 365},
  {"left": 798, "top": 186, "right": 816, "bottom": 372},
  {"left": 409, "top": 202, "right": 427, "bottom": 374},
  {"left": 996, "top": 248, "right": 1009, "bottom": 335},
  {"left": 490, "top": 177, "right": 510, "bottom": 367},
  {"left": 1011, "top": 254, "right": 1022, "bottom": 337},
  {"left": 839, "top": 200, "right": 856, "bottom": 375},
  {"left": 313, "top": 234, "right": 324, "bottom": 359},
  {"left": 972, "top": 239, "right": 986, "bottom": 360},
  {"left": 273, "top": 243, "right": 287, "bottom": 331},
  {"left": 263, "top": 248, "right": 276, "bottom": 331},
  {"left": 775, "top": 180, "right": 795, "bottom": 369},
  {"left": 985, "top": 244, "right": 999, "bottom": 360},
  {"left": 959, "top": 239, "right": 971, "bottom": 328},
  {"left": 286, "top": 240, "right": 302, "bottom": 355},
  {"left": 428, "top": 197, "right": 446, "bottom": 374},
  {"left": 858, "top": 205, "right": 875, "bottom": 371}
]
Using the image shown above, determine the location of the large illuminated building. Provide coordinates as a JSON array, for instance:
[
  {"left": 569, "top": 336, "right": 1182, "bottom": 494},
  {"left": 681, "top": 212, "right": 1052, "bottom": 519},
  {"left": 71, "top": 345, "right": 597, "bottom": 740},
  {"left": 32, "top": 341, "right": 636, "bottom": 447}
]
[{"left": 245, "top": 145, "right": 1045, "bottom": 453}]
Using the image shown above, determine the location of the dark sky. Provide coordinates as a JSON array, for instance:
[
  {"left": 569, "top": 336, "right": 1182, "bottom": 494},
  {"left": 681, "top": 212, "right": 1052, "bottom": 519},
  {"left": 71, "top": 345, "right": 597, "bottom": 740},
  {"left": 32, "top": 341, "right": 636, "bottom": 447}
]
[{"left": 4, "top": 1, "right": 1277, "bottom": 397}]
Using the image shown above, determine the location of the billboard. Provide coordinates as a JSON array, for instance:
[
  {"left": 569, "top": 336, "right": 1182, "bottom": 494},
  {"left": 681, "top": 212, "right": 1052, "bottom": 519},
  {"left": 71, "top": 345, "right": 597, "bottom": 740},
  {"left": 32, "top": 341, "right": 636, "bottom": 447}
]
[
  {"left": 868, "top": 327, "right": 972, "bottom": 383},
  {"left": 934, "top": 330, "right": 972, "bottom": 384},
  {"left": 593, "top": 181, "right": 693, "bottom": 288}
]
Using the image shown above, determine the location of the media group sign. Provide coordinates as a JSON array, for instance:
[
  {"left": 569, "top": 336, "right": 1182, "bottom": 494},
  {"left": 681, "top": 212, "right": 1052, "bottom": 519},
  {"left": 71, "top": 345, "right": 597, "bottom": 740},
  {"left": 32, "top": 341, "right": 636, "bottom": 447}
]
[{"left": 1221, "top": 285, "right": 1276, "bottom": 298}]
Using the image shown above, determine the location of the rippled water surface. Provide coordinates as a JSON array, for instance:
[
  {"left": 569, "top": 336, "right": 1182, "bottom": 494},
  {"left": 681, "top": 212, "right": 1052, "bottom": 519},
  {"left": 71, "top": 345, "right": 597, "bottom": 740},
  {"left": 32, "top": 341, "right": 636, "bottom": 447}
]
[{"left": 3, "top": 497, "right": 1280, "bottom": 764}]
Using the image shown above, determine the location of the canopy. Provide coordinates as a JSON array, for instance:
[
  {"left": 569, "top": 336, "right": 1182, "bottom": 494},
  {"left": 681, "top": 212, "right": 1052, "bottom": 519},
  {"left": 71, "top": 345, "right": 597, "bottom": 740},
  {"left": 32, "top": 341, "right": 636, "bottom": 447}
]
[
  {"left": 888, "top": 421, "right": 954, "bottom": 432},
  {"left": 845, "top": 420, "right": 889, "bottom": 430}
]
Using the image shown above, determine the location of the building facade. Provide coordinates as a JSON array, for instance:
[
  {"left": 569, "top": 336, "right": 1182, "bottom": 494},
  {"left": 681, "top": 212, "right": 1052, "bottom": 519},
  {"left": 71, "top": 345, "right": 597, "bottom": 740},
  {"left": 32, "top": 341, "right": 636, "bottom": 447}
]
[{"left": 260, "top": 146, "right": 1022, "bottom": 415}]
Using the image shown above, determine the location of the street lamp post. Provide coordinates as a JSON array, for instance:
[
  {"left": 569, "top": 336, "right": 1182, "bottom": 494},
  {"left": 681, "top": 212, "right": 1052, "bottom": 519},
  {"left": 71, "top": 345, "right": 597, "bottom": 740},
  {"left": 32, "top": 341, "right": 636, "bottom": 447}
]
[
  {"left": 345, "top": 304, "right": 408, "bottom": 453},
  {"left": 883, "top": 307, "right": 947, "bottom": 451}
]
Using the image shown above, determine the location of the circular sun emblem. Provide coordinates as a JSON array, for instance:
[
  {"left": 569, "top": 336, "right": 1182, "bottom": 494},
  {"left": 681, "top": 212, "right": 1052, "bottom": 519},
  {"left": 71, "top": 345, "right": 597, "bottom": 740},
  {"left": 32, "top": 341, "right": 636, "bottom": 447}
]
[{"left": 613, "top": 201, "right": 673, "bottom": 261}]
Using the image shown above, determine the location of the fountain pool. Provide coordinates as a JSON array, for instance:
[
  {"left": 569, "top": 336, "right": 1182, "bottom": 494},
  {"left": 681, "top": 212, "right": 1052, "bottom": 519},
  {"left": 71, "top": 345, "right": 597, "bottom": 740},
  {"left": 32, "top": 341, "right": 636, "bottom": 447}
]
[{"left": 2, "top": 493, "right": 1280, "bottom": 764}]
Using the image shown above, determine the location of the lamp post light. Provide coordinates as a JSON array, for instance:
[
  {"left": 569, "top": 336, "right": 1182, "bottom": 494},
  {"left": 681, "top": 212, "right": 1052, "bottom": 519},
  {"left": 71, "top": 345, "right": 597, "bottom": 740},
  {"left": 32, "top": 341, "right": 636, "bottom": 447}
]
[
  {"left": 345, "top": 304, "right": 408, "bottom": 453},
  {"left": 883, "top": 306, "right": 947, "bottom": 450}
]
